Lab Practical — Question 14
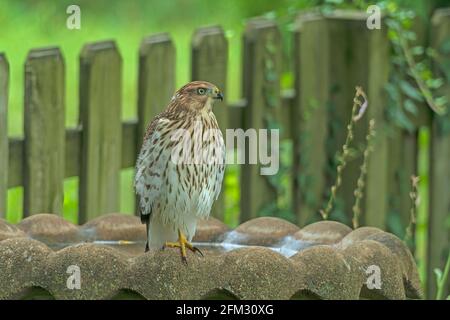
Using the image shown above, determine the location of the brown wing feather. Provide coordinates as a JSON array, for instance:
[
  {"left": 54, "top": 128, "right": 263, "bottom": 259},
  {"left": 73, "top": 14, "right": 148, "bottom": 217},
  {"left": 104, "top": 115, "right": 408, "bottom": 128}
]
[{"left": 135, "top": 111, "right": 170, "bottom": 223}]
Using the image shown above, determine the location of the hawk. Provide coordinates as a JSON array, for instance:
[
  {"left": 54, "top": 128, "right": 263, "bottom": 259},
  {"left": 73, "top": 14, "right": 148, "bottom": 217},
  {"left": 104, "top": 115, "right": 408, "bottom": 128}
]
[{"left": 134, "top": 81, "right": 225, "bottom": 262}]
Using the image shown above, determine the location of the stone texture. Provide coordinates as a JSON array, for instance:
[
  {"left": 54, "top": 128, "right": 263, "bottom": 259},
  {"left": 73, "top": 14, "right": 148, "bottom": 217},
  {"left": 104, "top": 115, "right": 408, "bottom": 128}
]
[
  {"left": 45, "top": 243, "right": 129, "bottom": 299},
  {"left": 193, "top": 217, "right": 230, "bottom": 242},
  {"left": 0, "top": 219, "right": 26, "bottom": 241},
  {"left": 79, "top": 213, "right": 146, "bottom": 241},
  {"left": 222, "top": 247, "right": 299, "bottom": 299},
  {"left": 338, "top": 226, "right": 384, "bottom": 249},
  {"left": 0, "top": 213, "right": 423, "bottom": 300},
  {"left": 18, "top": 214, "right": 79, "bottom": 244},
  {"left": 293, "top": 220, "right": 352, "bottom": 245},
  {"left": 366, "top": 232, "right": 423, "bottom": 299},
  {"left": 129, "top": 249, "right": 225, "bottom": 300},
  {"left": 342, "top": 240, "right": 406, "bottom": 299},
  {"left": 230, "top": 217, "right": 300, "bottom": 246},
  {"left": 0, "top": 238, "right": 52, "bottom": 299},
  {"left": 291, "top": 246, "right": 362, "bottom": 299}
]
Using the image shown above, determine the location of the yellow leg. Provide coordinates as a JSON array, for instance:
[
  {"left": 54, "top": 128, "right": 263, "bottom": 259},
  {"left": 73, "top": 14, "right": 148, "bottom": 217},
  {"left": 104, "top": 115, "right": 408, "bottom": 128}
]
[{"left": 163, "top": 229, "right": 203, "bottom": 263}]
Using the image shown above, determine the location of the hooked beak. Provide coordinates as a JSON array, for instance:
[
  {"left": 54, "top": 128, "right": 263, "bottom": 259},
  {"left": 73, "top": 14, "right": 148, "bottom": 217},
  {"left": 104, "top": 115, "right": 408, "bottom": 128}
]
[{"left": 214, "top": 91, "right": 224, "bottom": 101}]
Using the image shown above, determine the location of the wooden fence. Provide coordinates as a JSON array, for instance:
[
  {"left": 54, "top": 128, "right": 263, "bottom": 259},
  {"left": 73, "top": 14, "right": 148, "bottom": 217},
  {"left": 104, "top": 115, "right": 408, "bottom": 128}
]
[{"left": 0, "top": 9, "right": 449, "bottom": 297}]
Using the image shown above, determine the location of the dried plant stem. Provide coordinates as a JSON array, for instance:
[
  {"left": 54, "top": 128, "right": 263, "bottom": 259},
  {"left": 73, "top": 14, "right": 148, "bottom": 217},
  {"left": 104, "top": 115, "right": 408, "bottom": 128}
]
[
  {"left": 352, "top": 119, "right": 376, "bottom": 229},
  {"left": 320, "top": 86, "right": 368, "bottom": 220},
  {"left": 404, "top": 175, "right": 420, "bottom": 243}
]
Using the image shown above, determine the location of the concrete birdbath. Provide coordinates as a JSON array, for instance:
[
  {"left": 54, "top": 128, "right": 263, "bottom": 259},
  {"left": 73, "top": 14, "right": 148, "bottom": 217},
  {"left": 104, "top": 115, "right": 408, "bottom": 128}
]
[{"left": 0, "top": 213, "right": 422, "bottom": 300}]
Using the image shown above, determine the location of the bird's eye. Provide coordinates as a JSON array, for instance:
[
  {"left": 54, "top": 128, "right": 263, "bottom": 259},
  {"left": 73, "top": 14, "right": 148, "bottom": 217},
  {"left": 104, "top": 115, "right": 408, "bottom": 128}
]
[{"left": 197, "top": 88, "right": 206, "bottom": 95}]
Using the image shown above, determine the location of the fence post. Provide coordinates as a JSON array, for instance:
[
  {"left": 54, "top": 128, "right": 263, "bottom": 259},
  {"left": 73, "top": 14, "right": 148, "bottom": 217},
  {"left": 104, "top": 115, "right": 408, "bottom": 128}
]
[
  {"left": 192, "top": 26, "right": 228, "bottom": 221},
  {"left": 137, "top": 33, "right": 176, "bottom": 147},
  {"left": 79, "top": 41, "right": 122, "bottom": 223},
  {"left": 0, "top": 54, "right": 8, "bottom": 218},
  {"left": 293, "top": 14, "right": 330, "bottom": 226},
  {"left": 241, "top": 18, "right": 282, "bottom": 222},
  {"left": 293, "top": 12, "right": 389, "bottom": 227},
  {"left": 387, "top": 130, "right": 418, "bottom": 236},
  {"left": 362, "top": 16, "right": 390, "bottom": 228},
  {"left": 428, "top": 8, "right": 450, "bottom": 299},
  {"left": 23, "top": 48, "right": 65, "bottom": 216}
]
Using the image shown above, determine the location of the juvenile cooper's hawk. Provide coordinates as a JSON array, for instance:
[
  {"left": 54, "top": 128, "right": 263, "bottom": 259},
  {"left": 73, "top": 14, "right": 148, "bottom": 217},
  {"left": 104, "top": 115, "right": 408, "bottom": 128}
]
[{"left": 134, "top": 81, "right": 225, "bottom": 262}]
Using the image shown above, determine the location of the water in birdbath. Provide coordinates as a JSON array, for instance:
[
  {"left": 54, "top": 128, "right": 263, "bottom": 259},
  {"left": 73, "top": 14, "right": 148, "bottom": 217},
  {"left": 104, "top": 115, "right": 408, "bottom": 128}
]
[{"left": 37, "top": 231, "right": 318, "bottom": 258}]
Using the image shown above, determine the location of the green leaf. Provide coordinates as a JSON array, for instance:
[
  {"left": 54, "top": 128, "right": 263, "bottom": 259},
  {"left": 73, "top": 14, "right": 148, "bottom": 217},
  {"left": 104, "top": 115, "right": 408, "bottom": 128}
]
[
  {"left": 386, "top": 18, "right": 400, "bottom": 30},
  {"left": 390, "top": 105, "right": 415, "bottom": 132},
  {"left": 404, "top": 31, "right": 417, "bottom": 41},
  {"left": 411, "top": 46, "right": 424, "bottom": 56},
  {"left": 400, "top": 81, "right": 424, "bottom": 102},
  {"left": 435, "top": 96, "right": 448, "bottom": 108},
  {"left": 426, "top": 78, "right": 444, "bottom": 89},
  {"left": 385, "top": 83, "right": 401, "bottom": 102},
  {"left": 404, "top": 99, "right": 418, "bottom": 115}
]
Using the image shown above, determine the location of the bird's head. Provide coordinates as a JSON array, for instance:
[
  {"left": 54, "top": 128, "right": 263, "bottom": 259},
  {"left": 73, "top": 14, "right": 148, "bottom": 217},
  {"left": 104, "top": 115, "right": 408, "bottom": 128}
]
[{"left": 171, "top": 81, "right": 223, "bottom": 112}]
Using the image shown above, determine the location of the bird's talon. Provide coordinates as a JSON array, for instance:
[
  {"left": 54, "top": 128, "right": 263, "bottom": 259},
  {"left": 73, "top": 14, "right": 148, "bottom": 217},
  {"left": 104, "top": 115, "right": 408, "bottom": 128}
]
[
  {"left": 162, "top": 230, "right": 201, "bottom": 263},
  {"left": 193, "top": 246, "right": 204, "bottom": 257}
]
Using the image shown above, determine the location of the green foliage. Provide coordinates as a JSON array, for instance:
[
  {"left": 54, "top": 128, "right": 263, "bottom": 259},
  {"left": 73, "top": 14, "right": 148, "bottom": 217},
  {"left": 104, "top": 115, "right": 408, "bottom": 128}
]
[
  {"left": 384, "top": 3, "right": 448, "bottom": 127},
  {"left": 315, "top": 0, "right": 449, "bottom": 131}
]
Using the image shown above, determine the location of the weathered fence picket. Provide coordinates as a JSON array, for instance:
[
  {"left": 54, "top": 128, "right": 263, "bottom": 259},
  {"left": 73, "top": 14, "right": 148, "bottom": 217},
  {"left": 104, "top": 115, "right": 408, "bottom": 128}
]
[
  {"left": 293, "top": 12, "right": 389, "bottom": 227},
  {"left": 240, "top": 18, "right": 282, "bottom": 222},
  {"left": 79, "top": 41, "right": 122, "bottom": 223},
  {"left": 356, "top": 16, "right": 389, "bottom": 229},
  {"left": 23, "top": 48, "right": 65, "bottom": 216},
  {"left": 387, "top": 129, "right": 418, "bottom": 234},
  {"left": 428, "top": 7, "right": 450, "bottom": 299},
  {"left": 137, "top": 33, "right": 176, "bottom": 147},
  {"left": 191, "top": 25, "right": 228, "bottom": 221},
  {"left": 293, "top": 14, "right": 330, "bottom": 226},
  {"left": 0, "top": 54, "right": 8, "bottom": 218}
]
